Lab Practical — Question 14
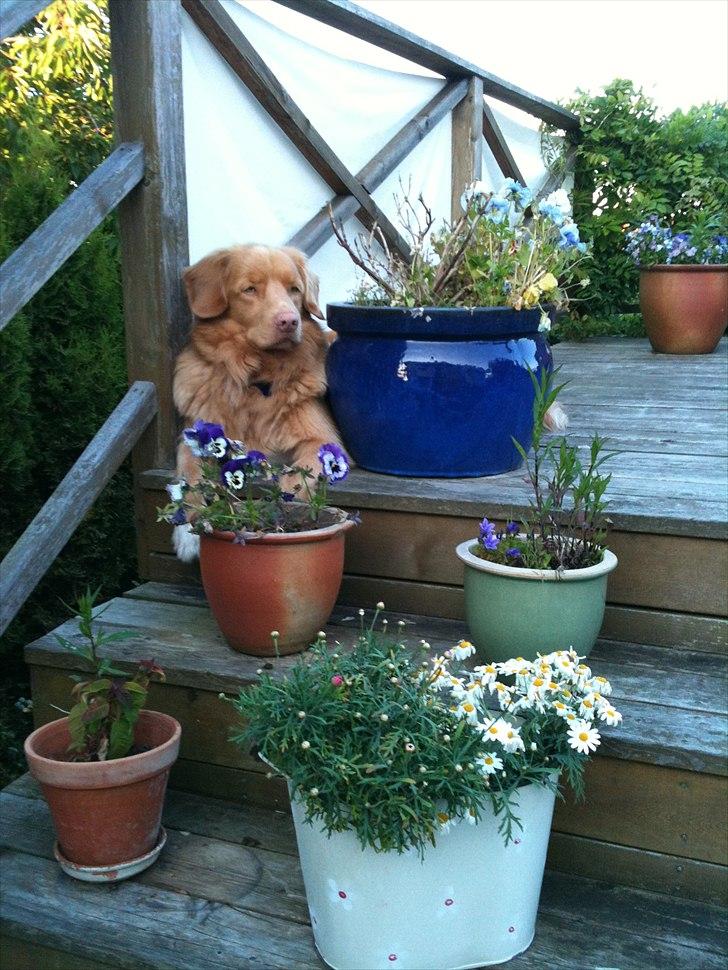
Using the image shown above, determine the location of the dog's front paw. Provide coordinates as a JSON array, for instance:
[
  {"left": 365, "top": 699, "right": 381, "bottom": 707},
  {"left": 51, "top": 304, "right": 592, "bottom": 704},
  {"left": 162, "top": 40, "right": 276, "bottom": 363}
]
[{"left": 173, "top": 523, "right": 200, "bottom": 562}]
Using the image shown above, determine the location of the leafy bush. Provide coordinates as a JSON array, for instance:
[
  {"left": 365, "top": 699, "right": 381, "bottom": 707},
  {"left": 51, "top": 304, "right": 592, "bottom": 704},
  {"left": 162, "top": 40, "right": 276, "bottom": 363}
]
[
  {"left": 0, "top": 2, "right": 135, "bottom": 756},
  {"left": 551, "top": 79, "right": 728, "bottom": 324}
]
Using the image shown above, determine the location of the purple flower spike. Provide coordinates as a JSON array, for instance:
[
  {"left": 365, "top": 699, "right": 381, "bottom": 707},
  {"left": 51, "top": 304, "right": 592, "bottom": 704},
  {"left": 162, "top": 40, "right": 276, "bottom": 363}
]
[
  {"left": 479, "top": 517, "right": 500, "bottom": 551},
  {"left": 506, "top": 547, "right": 521, "bottom": 558},
  {"left": 318, "top": 443, "right": 350, "bottom": 483},
  {"left": 505, "top": 521, "right": 519, "bottom": 535}
]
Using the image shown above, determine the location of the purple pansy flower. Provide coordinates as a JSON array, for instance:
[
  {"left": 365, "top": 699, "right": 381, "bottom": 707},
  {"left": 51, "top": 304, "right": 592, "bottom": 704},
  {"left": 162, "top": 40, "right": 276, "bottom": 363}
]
[
  {"left": 183, "top": 420, "right": 229, "bottom": 459},
  {"left": 170, "top": 507, "right": 187, "bottom": 525},
  {"left": 221, "top": 458, "right": 249, "bottom": 490},
  {"left": 318, "top": 443, "right": 350, "bottom": 483},
  {"left": 478, "top": 516, "right": 500, "bottom": 552}
]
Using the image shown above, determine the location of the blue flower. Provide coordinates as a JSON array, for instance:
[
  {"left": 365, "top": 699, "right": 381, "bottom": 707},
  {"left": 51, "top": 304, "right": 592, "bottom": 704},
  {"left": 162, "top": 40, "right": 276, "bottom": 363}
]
[
  {"left": 170, "top": 507, "right": 187, "bottom": 525},
  {"left": 478, "top": 516, "right": 500, "bottom": 551},
  {"left": 183, "top": 420, "right": 229, "bottom": 459},
  {"left": 558, "top": 222, "right": 582, "bottom": 249},
  {"left": 505, "top": 547, "right": 521, "bottom": 557},
  {"left": 318, "top": 443, "right": 350, "bottom": 483},
  {"left": 538, "top": 201, "right": 566, "bottom": 227},
  {"left": 499, "top": 179, "right": 532, "bottom": 208},
  {"left": 505, "top": 521, "right": 519, "bottom": 535},
  {"left": 484, "top": 198, "right": 509, "bottom": 224}
]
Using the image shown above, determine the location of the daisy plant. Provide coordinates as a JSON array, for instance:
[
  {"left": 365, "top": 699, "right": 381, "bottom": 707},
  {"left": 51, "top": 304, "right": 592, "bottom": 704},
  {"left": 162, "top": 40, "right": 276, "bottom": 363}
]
[
  {"left": 226, "top": 609, "right": 621, "bottom": 855},
  {"left": 157, "top": 420, "right": 355, "bottom": 539},
  {"left": 332, "top": 178, "right": 590, "bottom": 328}
]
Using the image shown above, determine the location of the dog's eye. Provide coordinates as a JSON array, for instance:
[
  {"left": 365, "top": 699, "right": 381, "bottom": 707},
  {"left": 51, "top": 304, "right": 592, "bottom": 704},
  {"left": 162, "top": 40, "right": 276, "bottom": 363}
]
[
  {"left": 243, "top": 286, "right": 256, "bottom": 295},
  {"left": 290, "top": 285, "right": 302, "bottom": 294}
]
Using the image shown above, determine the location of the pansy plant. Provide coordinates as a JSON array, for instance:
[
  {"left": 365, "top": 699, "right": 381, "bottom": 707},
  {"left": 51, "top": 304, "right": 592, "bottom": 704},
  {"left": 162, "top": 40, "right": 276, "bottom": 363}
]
[{"left": 158, "top": 421, "right": 357, "bottom": 539}]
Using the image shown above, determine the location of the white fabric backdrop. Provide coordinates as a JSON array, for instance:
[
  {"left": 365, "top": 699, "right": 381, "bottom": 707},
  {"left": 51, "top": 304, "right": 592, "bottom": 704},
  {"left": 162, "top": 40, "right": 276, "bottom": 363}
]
[{"left": 180, "top": 0, "right": 559, "bottom": 309}]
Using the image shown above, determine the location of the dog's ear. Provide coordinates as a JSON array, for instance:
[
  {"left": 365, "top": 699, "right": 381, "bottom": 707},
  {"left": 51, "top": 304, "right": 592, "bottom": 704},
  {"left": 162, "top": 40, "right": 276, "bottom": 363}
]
[
  {"left": 183, "top": 250, "right": 230, "bottom": 319},
  {"left": 282, "top": 247, "right": 324, "bottom": 320}
]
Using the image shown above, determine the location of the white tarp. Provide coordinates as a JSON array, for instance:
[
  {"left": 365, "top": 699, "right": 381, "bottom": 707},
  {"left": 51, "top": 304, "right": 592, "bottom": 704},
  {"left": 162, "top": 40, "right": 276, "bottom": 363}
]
[{"left": 180, "top": 0, "right": 557, "bottom": 307}]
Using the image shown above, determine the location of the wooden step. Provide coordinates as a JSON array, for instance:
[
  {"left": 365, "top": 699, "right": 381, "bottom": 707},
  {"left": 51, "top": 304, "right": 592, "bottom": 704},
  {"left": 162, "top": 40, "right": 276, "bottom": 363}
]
[
  {"left": 1, "top": 775, "right": 726, "bottom": 969},
  {"left": 24, "top": 583, "right": 728, "bottom": 906}
]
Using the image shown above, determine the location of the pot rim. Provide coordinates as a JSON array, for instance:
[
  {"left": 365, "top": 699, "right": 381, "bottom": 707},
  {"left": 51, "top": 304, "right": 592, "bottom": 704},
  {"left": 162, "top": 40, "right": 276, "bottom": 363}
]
[
  {"left": 326, "top": 302, "right": 551, "bottom": 339},
  {"left": 25, "top": 710, "right": 181, "bottom": 788},
  {"left": 203, "top": 507, "right": 355, "bottom": 545},
  {"left": 638, "top": 263, "right": 728, "bottom": 273},
  {"left": 456, "top": 539, "right": 618, "bottom": 581}
]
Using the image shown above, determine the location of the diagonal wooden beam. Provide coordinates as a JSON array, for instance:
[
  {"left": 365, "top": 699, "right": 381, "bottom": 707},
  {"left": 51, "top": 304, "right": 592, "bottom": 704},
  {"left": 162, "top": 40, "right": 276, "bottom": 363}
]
[
  {"left": 0, "top": 142, "right": 145, "bottom": 329},
  {"left": 0, "top": 0, "right": 47, "bottom": 40},
  {"left": 272, "top": 0, "right": 580, "bottom": 131},
  {"left": 181, "top": 0, "right": 411, "bottom": 261},
  {"left": 288, "top": 78, "right": 468, "bottom": 255},
  {"left": 451, "top": 77, "right": 483, "bottom": 221},
  {"left": 482, "top": 100, "right": 526, "bottom": 187}
]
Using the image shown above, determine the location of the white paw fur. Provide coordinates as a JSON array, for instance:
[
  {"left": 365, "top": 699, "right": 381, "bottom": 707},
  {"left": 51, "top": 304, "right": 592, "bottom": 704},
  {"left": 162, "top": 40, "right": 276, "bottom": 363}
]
[
  {"left": 173, "top": 523, "right": 200, "bottom": 562},
  {"left": 544, "top": 401, "right": 569, "bottom": 433}
]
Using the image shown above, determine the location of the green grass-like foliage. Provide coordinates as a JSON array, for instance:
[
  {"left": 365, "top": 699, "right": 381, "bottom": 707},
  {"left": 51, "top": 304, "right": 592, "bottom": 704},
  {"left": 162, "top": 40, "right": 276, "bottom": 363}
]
[{"left": 54, "top": 589, "right": 165, "bottom": 762}]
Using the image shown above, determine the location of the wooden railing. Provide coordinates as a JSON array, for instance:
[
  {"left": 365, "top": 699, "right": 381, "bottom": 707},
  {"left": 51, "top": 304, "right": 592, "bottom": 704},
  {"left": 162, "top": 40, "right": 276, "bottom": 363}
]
[{"left": 0, "top": 0, "right": 578, "bottom": 623}]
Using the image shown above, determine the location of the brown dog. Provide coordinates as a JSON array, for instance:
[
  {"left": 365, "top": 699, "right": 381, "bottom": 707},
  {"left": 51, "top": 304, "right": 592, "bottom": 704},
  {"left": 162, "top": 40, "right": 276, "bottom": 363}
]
[{"left": 172, "top": 244, "right": 342, "bottom": 560}]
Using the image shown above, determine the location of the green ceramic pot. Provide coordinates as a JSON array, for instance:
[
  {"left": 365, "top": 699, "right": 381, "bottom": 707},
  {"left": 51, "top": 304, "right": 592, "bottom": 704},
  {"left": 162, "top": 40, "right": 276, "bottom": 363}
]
[{"left": 455, "top": 540, "right": 618, "bottom": 662}]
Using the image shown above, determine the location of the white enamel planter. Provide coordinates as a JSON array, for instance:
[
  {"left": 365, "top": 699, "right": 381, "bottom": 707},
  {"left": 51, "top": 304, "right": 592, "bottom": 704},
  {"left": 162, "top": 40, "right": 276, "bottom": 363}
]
[{"left": 291, "top": 780, "right": 557, "bottom": 970}]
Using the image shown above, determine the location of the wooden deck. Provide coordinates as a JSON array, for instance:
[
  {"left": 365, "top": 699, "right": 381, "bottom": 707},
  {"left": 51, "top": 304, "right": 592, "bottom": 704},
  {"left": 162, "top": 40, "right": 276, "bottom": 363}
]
[{"left": 2, "top": 774, "right": 726, "bottom": 970}]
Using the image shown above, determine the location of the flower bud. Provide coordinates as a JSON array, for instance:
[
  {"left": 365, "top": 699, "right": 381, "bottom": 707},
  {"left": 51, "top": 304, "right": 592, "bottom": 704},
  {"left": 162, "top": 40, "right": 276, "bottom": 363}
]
[
  {"left": 310, "top": 788, "right": 319, "bottom": 797},
  {"left": 301, "top": 740, "right": 311, "bottom": 750},
  {"left": 297, "top": 711, "right": 306, "bottom": 719},
  {"left": 376, "top": 601, "right": 385, "bottom": 610}
]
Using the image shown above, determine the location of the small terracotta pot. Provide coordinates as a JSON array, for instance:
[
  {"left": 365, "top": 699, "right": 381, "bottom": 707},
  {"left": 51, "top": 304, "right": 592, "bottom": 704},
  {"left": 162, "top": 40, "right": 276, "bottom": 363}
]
[
  {"left": 639, "top": 264, "right": 727, "bottom": 354},
  {"left": 25, "top": 710, "right": 180, "bottom": 868},
  {"left": 199, "top": 512, "right": 355, "bottom": 656}
]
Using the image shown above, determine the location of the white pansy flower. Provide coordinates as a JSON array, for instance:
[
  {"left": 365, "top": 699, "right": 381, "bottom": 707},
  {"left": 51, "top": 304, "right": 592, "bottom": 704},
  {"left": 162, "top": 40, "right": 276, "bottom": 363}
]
[
  {"left": 567, "top": 720, "right": 601, "bottom": 754},
  {"left": 166, "top": 480, "right": 185, "bottom": 502}
]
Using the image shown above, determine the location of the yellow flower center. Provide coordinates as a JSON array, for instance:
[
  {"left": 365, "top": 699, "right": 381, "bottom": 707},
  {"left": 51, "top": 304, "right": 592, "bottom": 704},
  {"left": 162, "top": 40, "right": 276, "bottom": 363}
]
[{"left": 579, "top": 732, "right": 589, "bottom": 742}]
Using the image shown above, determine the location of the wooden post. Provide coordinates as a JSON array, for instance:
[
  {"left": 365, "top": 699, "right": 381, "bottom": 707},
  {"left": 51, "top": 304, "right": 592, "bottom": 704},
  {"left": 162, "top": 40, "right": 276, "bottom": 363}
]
[
  {"left": 450, "top": 76, "right": 483, "bottom": 221},
  {"left": 109, "top": 0, "right": 190, "bottom": 577}
]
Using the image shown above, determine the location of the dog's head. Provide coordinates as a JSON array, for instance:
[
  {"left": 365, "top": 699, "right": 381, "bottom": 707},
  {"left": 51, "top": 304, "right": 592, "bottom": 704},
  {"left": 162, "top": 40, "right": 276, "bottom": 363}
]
[{"left": 182, "top": 244, "right": 323, "bottom": 350}]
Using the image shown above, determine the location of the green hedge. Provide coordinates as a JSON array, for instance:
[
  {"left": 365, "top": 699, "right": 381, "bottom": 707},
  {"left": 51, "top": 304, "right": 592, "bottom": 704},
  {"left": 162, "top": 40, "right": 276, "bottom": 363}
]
[{"left": 0, "top": 1, "right": 136, "bottom": 780}]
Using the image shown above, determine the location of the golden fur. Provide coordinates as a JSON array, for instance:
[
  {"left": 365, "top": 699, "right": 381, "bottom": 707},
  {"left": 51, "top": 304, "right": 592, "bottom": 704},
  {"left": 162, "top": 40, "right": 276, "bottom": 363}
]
[{"left": 173, "top": 244, "right": 342, "bottom": 489}]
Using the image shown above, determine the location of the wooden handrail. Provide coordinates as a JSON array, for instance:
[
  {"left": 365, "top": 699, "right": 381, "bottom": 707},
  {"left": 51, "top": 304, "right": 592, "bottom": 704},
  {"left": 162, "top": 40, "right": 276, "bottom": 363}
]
[
  {"left": 288, "top": 78, "right": 468, "bottom": 255},
  {"left": 0, "top": 142, "right": 145, "bottom": 330},
  {"left": 272, "top": 0, "right": 580, "bottom": 131},
  {"left": 0, "top": 0, "right": 47, "bottom": 41},
  {"left": 0, "top": 381, "right": 158, "bottom": 635},
  {"left": 182, "top": 0, "right": 412, "bottom": 262}
]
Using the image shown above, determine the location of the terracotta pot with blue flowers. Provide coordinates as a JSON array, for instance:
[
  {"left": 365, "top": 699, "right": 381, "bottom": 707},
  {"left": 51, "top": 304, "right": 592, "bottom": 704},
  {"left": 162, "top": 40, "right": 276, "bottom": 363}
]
[
  {"left": 159, "top": 423, "right": 357, "bottom": 656},
  {"left": 327, "top": 182, "right": 590, "bottom": 477},
  {"left": 225, "top": 615, "right": 622, "bottom": 969},
  {"left": 626, "top": 215, "right": 727, "bottom": 354},
  {"left": 456, "top": 374, "right": 617, "bottom": 662}
]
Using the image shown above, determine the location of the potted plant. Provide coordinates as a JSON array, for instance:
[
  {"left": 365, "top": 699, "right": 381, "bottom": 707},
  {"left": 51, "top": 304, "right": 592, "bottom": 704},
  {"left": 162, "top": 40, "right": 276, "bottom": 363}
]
[
  {"left": 625, "top": 214, "right": 727, "bottom": 354},
  {"left": 456, "top": 372, "right": 617, "bottom": 661},
  {"left": 24, "top": 590, "right": 180, "bottom": 881},
  {"left": 158, "top": 423, "right": 357, "bottom": 655},
  {"left": 326, "top": 182, "right": 590, "bottom": 477},
  {"left": 226, "top": 615, "right": 622, "bottom": 969}
]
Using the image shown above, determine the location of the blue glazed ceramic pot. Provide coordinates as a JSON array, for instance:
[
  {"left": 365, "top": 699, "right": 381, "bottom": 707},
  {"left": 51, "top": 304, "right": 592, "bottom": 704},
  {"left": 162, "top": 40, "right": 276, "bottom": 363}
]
[{"left": 325, "top": 304, "right": 552, "bottom": 477}]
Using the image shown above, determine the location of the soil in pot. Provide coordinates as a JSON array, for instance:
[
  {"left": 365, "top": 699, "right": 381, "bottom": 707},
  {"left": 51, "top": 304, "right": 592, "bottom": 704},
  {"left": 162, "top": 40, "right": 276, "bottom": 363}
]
[{"left": 24, "top": 710, "right": 181, "bottom": 869}]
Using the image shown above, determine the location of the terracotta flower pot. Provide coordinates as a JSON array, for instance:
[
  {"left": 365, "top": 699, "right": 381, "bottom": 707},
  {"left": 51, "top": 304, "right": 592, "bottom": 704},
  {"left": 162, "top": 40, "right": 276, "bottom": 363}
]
[
  {"left": 25, "top": 710, "right": 180, "bottom": 870},
  {"left": 199, "top": 512, "right": 355, "bottom": 656},
  {"left": 639, "top": 264, "right": 728, "bottom": 354}
]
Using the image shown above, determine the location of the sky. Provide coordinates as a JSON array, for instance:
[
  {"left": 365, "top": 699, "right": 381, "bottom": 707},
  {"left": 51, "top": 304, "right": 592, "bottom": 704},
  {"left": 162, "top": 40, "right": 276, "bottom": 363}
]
[{"left": 246, "top": 0, "right": 728, "bottom": 116}]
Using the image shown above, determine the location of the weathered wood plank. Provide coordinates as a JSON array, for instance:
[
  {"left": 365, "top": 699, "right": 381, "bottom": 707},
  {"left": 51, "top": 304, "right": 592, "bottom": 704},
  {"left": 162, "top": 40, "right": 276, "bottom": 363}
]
[
  {"left": 0, "top": 850, "right": 323, "bottom": 969},
  {"left": 0, "top": 0, "right": 48, "bottom": 41},
  {"left": 271, "top": 0, "right": 580, "bottom": 130},
  {"left": 450, "top": 76, "right": 483, "bottom": 221},
  {"left": 0, "top": 382, "right": 157, "bottom": 635},
  {"left": 548, "top": 832, "right": 728, "bottom": 909},
  {"left": 554, "top": 758, "right": 728, "bottom": 866},
  {"left": 182, "top": 0, "right": 411, "bottom": 261},
  {"left": 482, "top": 99, "right": 526, "bottom": 185},
  {"left": 289, "top": 79, "right": 468, "bottom": 255},
  {"left": 0, "top": 143, "right": 144, "bottom": 329},
  {"left": 0, "top": 937, "right": 114, "bottom": 970},
  {"left": 109, "top": 0, "right": 190, "bottom": 597}
]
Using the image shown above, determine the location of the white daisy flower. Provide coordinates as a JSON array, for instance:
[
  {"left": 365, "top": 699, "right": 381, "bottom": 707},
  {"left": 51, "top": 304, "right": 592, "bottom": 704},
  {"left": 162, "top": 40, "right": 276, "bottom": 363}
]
[
  {"left": 498, "top": 657, "right": 531, "bottom": 676},
  {"left": 500, "top": 726, "right": 525, "bottom": 754},
  {"left": 579, "top": 694, "right": 599, "bottom": 720},
  {"left": 473, "top": 663, "right": 499, "bottom": 686},
  {"left": 436, "top": 811, "right": 455, "bottom": 834},
  {"left": 589, "top": 675, "right": 613, "bottom": 696},
  {"left": 567, "top": 720, "right": 601, "bottom": 754},
  {"left": 479, "top": 717, "right": 510, "bottom": 742},
  {"left": 454, "top": 699, "right": 479, "bottom": 723},
  {"left": 527, "top": 677, "right": 549, "bottom": 702},
  {"left": 464, "top": 807, "right": 478, "bottom": 825},
  {"left": 452, "top": 639, "right": 476, "bottom": 660},
  {"left": 598, "top": 705, "right": 623, "bottom": 726},
  {"left": 476, "top": 752, "right": 503, "bottom": 775}
]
